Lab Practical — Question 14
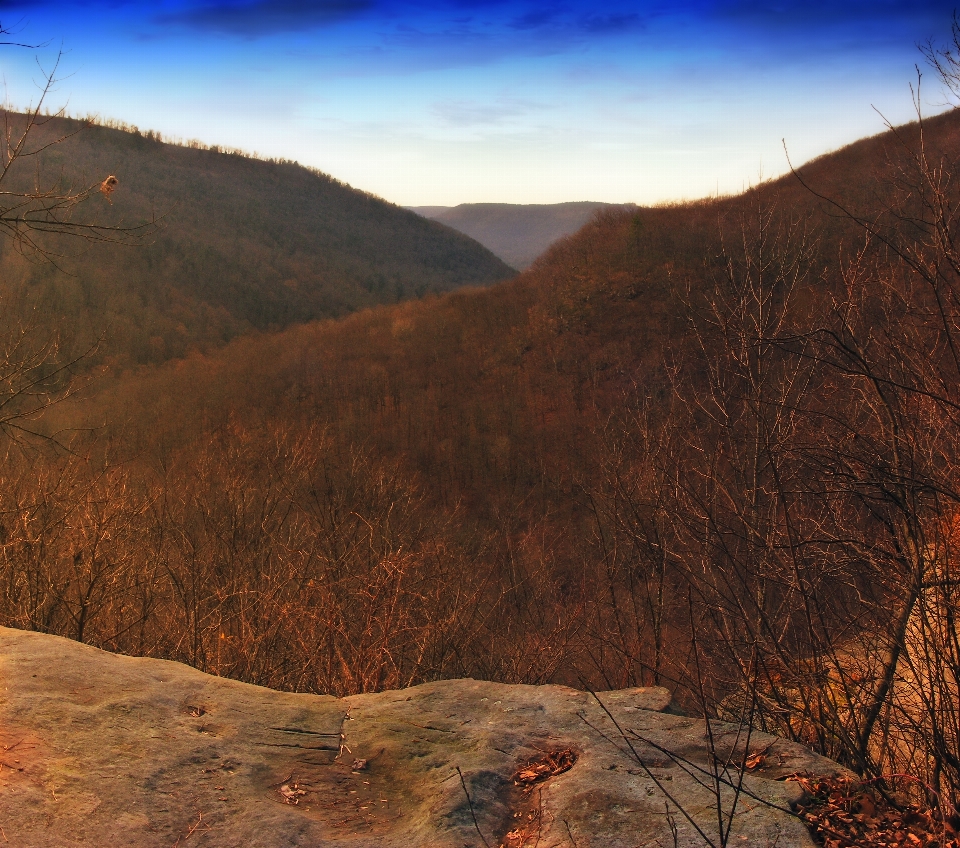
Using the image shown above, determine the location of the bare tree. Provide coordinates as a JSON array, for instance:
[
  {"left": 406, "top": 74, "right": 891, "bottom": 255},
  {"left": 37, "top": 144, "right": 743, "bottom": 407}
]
[
  {"left": 0, "top": 31, "right": 154, "bottom": 447},
  {"left": 0, "top": 43, "right": 153, "bottom": 260},
  {"left": 666, "top": 46, "right": 960, "bottom": 808}
]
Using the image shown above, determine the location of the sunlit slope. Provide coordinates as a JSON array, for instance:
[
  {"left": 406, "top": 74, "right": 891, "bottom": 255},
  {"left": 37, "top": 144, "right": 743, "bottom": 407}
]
[{"left": 0, "top": 114, "right": 515, "bottom": 367}]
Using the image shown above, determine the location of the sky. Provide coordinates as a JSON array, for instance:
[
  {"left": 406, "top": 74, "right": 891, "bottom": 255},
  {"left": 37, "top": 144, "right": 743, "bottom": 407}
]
[{"left": 0, "top": 1, "right": 956, "bottom": 206}]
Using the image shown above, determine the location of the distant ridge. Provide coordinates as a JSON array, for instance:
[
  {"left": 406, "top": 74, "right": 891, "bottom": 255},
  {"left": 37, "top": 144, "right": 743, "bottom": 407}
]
[{"left": 409, "top": 201, "right": 636, "bottom": 270}]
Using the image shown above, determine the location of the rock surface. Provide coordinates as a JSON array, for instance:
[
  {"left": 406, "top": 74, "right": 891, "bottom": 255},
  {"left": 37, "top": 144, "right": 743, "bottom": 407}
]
[{"left": 0, "top": 627, "right": 846, "bottom": 846}]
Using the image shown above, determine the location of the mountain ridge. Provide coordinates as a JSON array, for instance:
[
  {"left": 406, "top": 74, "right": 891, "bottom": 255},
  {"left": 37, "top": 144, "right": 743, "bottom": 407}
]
[{"left": 408, "top": 200, "right": 637, "bottom": 269}]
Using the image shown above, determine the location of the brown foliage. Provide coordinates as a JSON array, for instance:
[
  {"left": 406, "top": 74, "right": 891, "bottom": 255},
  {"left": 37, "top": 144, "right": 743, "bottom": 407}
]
[
  {"left": 794, "top": 774, "right": 960, "bottom": 848},
  {"left": 5, "top": 41, "right": 960, "bottom": 841}
]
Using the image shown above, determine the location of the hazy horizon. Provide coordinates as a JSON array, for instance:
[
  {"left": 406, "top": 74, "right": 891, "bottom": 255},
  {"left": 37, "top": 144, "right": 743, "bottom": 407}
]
[{"left": 0, "top": 1, "right": 956, "bottom": 207}]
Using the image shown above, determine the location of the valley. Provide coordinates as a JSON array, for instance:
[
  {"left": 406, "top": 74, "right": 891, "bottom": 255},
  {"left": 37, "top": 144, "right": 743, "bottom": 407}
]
[{"left": 1, "top": 101, "right": 960, "bottom": 822}]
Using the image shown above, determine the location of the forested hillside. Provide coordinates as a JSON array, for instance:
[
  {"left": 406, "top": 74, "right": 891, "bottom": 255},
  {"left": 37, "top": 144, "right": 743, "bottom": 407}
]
[
  {"left": 98, "top": 107, "right": 960, "bottom": 459},
  {"left": 409, "top": 201, "right": 636, "bottom": 269},
  {"left": 0, "top": 113, "right": 515, "bottom": 368},
  {"left": 4, "top": 103, "right": 960, "bottom": 814}
]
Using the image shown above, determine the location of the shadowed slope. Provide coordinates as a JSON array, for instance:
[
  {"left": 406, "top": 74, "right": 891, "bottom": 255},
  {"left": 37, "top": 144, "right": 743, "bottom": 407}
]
[{"left": 0, "top": 114, "right": 515, "bottom": 367}]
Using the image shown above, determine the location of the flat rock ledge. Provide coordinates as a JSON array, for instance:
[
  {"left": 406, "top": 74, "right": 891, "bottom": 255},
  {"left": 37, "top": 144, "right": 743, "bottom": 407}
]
[{"left": 0, "top": 627, "right": 847, "bottom": 847}]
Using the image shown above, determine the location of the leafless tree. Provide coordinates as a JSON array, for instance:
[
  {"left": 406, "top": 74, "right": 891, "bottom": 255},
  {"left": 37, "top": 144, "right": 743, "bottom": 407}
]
[
  {"left": 0, "top": 42, "right": 153, "bottom": 260},
  {"left": 0, "top": 31, "right": 154, "bottom": 448}
]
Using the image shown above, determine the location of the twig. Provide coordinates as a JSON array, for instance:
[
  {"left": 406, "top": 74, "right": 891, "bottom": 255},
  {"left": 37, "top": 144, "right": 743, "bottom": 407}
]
[
  {"left": 621, "top": 728, "right": 792, "bottom": 814},
  {"left": 666, "top": 801, "right": 679, "bottom": 848},
  {"left": 862, "top": 772, "right": 942, "bottom": 808},
  {"left": 335, "top": 708, "right": 353, "bottom": 760},
  {"left": 456, "top": 766, "right": 492, "bottom": 848},
  {"left": 585, "top": 688, "right": 720, "bottom": 848},
  {"left": 533, "top": 787, "right": 544, "bottom": 848},
  {"left": 185, "top": 812, "right": 205, "bottom": 838},
  {"left": 173, "top": 810, "right": 208, "bottom": 844}
]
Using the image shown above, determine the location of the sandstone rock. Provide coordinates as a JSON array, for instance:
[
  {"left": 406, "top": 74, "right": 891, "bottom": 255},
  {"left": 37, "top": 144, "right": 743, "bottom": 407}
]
[{"left": 0, "top": 627, "right": 847, "bottom": 846}]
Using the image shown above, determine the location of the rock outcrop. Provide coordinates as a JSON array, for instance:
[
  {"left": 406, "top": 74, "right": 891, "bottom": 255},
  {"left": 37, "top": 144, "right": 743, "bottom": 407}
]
[{"left": 0, "top": 627, "right": 846, "bottom": 846}]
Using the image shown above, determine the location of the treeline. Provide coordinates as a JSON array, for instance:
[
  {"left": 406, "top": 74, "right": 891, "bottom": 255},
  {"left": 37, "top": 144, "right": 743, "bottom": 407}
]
[{"left": 79, "top": 112, "right": 307, "bottom": 163}]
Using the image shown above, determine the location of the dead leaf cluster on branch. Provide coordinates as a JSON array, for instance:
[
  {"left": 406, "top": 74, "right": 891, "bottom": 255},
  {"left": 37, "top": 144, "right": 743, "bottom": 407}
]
[{"left": 0, "top": 47, "right": 155, "bottom": 264}]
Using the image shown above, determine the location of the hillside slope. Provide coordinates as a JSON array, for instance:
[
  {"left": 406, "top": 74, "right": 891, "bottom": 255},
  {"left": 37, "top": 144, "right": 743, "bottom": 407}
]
[
  {"left": 409, "top": 201, "right": 636, "bottom": 269},
  {"left": 86, "top": 107, "right": 960, "bottom": 498},
  {"left": 0, "top": 114, "right": 515, "bottom": 367}
]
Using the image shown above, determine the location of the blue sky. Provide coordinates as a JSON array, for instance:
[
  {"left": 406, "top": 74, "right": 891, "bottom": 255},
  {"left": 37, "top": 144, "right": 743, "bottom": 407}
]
[{"left": 0, "top": 1, "right": 955, "bottom": 205}]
